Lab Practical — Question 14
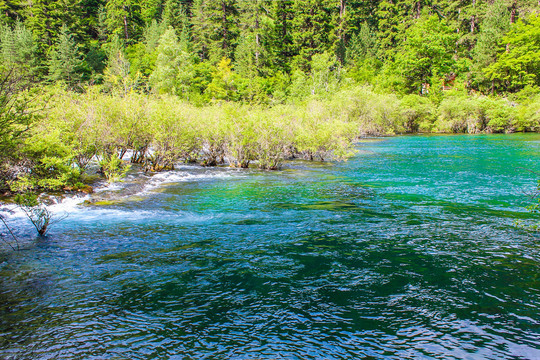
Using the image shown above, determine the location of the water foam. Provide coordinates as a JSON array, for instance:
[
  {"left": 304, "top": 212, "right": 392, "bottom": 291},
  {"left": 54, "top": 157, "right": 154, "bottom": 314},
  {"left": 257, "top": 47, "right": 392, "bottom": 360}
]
[{"left": 137, "top": 168, "right": 244, "bottom": 195}]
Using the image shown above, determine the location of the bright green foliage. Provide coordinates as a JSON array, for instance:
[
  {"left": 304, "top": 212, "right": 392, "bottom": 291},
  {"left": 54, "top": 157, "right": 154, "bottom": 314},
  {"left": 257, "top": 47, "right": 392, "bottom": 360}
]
[
  {"left": 162, "top": 0, "right": 190, "bottom": 33},
  {"left": 99, "top": 153, "right": 131, "bottom": 183},
  {"left": 205, "top": 57, "right": 241, "bottom": 101},
  {"left": 21, "top": 126, "right": 81, "bottom": 190},
  {"left": 0, "top": 1, "right": 23, "bottom": 25},
  {"left": 125, "top": 20, "right": 166, "bottom": 80},
  {"left": 0, "top": 67, "right": 36, "bottom": 191},
  {"left": 290, "top": 0, "right": 337, "bottom": 71},
  {"left": 400, "top": 94, "right": 436, "bottom": 132},
  {"left": 376, "top": 0, "right": 399, "bottom": 58},
  {"left": 394, "top": 15, "right": 457, "bottom": 94},
  {"left": 191, "top": 0, "right": 238, "bottom": 63},
  {"left": 270, "top": 0, "right": 294, "bottom": 72},
  {"left": 484, "top": 13, "right": 540, "bottom": 92},
  {"left": 0, "top": 21, "right": 36, "bottom": 73},
  {"left": 346, "top": 22, "right": 377, "bottom": 66},
  {"left": 235, "top": 0, "right": 273, "bottom": 77},
  {"left": 435, "top": 93, "right": 519, "bottom": 133},
  {"left": 105, "top": 0, "right": 143, "bottom": 42},
  {"left": 23, "top": 0, "right": 66, "bottom": 59},
  {"left": 48, "top": 25, "right": 83, "bottom": 87},
  {"left": 103, "top": 35, "right": 137, "bottom": 94},
  {"left": 290, "top": 51, "right": 341, "bottom": 99},
  {"left": 149, "top": 26, "right": 196, "bottom": 96},
  {"left": 471, "top": 0, "right": 511, "bottom": 91},
  {"left": 140, "top": 0, "right": 162, "bottom": 25},
  {"left": 150, "top": 27, "right": 182, "bottom": 94}
]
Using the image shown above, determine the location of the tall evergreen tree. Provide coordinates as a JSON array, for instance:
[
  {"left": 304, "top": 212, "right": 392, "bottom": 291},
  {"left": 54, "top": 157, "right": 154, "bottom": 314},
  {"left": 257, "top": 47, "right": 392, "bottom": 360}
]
[
  {"left": 290, "top": 0, "right": 338, "bottom": 71},
  {"left": 162, "top": 0, "right": 191, "bottom": 32},
  {"left": 0, "top": 21, "right": 33, "bottom": 66},
  {"left": 48, "top": 24, "right": 83, "bottom": 86},
  {"left": 270, "top": 0, "right": 294, "bottom": 72},
  {"left": 150, "top": 27, "right": 182, "bottom": 93},
  {"left": 105, "top": 0, "right": 143, "bottom": 43},
  {"left": 346, "top": 21, "right": 377, "bottom": 65},
  {"left": 376, "top": 0, "right": 399, "bottom": 58},
  {"left": 192, "top": 0, "right": 238, "bottom": 63},
  {"left": 23, "top": 0, "right": 65, "bottom": 59},
  {"left": 235, "top": 0, "right": 272, "bottom": 76}
]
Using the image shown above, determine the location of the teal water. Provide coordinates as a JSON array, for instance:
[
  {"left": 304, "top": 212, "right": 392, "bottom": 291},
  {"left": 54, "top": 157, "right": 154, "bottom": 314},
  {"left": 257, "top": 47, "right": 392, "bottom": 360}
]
[{"left": 1, "top": 134, "right": 539, "bottom": 359}]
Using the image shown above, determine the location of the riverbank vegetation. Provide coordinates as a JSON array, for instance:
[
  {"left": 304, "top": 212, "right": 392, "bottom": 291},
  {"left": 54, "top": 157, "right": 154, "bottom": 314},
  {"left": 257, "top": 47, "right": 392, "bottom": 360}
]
[{"left": 0, "top": 0, "right": 539, "bottom": 194}]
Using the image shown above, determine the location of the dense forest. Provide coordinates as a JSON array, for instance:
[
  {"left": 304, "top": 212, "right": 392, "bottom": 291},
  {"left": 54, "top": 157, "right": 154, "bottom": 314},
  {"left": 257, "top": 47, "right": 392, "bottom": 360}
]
[{"left": 1, "top": 0, "right": 540, "bottom": 193}]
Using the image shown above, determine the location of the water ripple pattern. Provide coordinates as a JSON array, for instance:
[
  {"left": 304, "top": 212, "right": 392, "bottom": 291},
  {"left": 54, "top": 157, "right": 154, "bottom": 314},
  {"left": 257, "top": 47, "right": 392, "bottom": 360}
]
[{"left": 1, "top": 134, "right": 539, "bottom": 359}]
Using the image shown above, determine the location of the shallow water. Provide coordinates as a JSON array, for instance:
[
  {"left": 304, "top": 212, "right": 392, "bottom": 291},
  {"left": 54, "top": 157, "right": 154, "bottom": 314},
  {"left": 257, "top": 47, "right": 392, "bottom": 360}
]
[{"left": 1, "top": 134, "right": 539, "bottom": 359}]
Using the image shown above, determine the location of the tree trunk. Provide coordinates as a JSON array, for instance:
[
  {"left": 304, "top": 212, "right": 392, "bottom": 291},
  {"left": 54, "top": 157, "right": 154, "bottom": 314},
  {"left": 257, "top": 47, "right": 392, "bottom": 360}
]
[
  {"left": 123, "top": 11, "right": 129, "bottom": 40},
  {"left": 255, "top": 5, "right": 260, "bottom": 67},
  {"left": 222, "top": 1, "right": 228, "bottom": 51},
  {"left": 510, "top": 3, "right": 516, "bottom": 24}
]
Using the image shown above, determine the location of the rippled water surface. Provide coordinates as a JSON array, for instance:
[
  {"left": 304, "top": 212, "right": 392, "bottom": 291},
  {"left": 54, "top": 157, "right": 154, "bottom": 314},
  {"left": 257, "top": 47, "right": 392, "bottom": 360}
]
[{"left": 1, "top": 134, "right": 540, "bottom": 359}]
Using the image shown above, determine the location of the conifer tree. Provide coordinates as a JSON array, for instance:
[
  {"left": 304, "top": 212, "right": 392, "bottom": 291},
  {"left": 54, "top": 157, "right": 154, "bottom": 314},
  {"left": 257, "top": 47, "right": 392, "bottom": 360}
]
[
  {"left": 140, "top": 0, "right": 163, "bottom": 25},
  {"left": 23, "top": 0, "right": 65, "bottom": 60},
  {"left": 105, "top": 0, "right": 143, "bottom": 43},
  {"left": 48, "top": 24, "right": 82, "bottom": 86},
  {"left": 0, "top": 21, "right": 35, "bottom": 72},
  {"left": 150, "top": 26, "right": 195, "bottom": 96},
  {"left": 162, "top": 0, "right": 191, "bottom": 32},
  {"left": 235, "top": 0, "right": 272, "bottom": 76},
  {"left": 192, "top": 0, "right": 238, "bottom": 63},
  {"left": 346, "top": 21, "right": 377, "bottom": 65},
  {"left": 376, "top": 0, "right": 400, "bottom": 59},
  {"left": 150, "top": 26, "right": 181, "bottom": 93},
  {"left": 103, "top": 34, "right": 135, "bottom": 94},
  {"left": 290, "top": 0, "right": 337, "bottom": 71},
  {"left": 270, "top": 0, "right": 294, "bottom": 72}
]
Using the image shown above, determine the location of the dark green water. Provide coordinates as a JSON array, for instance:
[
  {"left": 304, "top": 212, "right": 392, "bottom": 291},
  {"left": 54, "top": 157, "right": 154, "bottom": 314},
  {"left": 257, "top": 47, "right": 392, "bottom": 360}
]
[{"left": 1, "top": 134, "right": 539, "bottom": 359}]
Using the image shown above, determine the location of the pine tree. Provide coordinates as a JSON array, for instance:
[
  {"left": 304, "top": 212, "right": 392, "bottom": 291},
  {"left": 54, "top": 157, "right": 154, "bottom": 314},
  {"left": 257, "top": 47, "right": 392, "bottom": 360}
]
[
  {"left": 150, "top": 27, "right": 181, "bottom": 93},
  {"left": 376, "top": 0, "right": 400, "bottom": 59},
  {"left": 23, "top": 0, "right": 65, "bottom": 59},
  {"left": 103, "top": 34, "right": 134, "bottom": 94},
  {"left": 105, "top": 0, "right": 143, "bottom": 43},
  {"left": 162, "top": 0, "right": 191, "bottom": 32},
  {"left": 150, "top": 26, "right": 195, "bottom": 95},
  {"left": 192, "top": 0, "right": 238, "bottom": 63},
  {"left": 270, "top": 0, "right": 294, "bottom": 72},
  {"left": 48, "top": 24, "right": 82, "bottom": 86},
  {"left": 346, "top": 21, "right": 377, "bottom": 65},
  {"left": 140, "top": 0, "right": 163, "bottom": 25},
  {"left": 0, "top": 21, "right": 35, "bottom": 71},
  {"left": 235, "top": 0, "right": 272, "bottom": 76},
  {"left": 144, "top": 19, "right": 167, "bottom": 53},
  {"left": 290, "top": 0, "right": 338, "bottom": 71}
]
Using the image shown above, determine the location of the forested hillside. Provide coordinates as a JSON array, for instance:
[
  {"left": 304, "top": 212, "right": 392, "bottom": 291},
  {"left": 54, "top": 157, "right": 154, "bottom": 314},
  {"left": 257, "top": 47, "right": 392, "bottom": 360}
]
[
  {"left": 1, "top": 0, "right": 540, "bottom": 193},
  {"left": 1, "top": 0, "right": 539, "bottom": 98}
]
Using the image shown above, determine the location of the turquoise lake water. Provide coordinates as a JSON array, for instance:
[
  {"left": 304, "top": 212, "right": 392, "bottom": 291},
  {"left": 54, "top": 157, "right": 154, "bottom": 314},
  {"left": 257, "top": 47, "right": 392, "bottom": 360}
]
[{"left": 1, "top": 134, "right": 539, "bottom": 359}]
